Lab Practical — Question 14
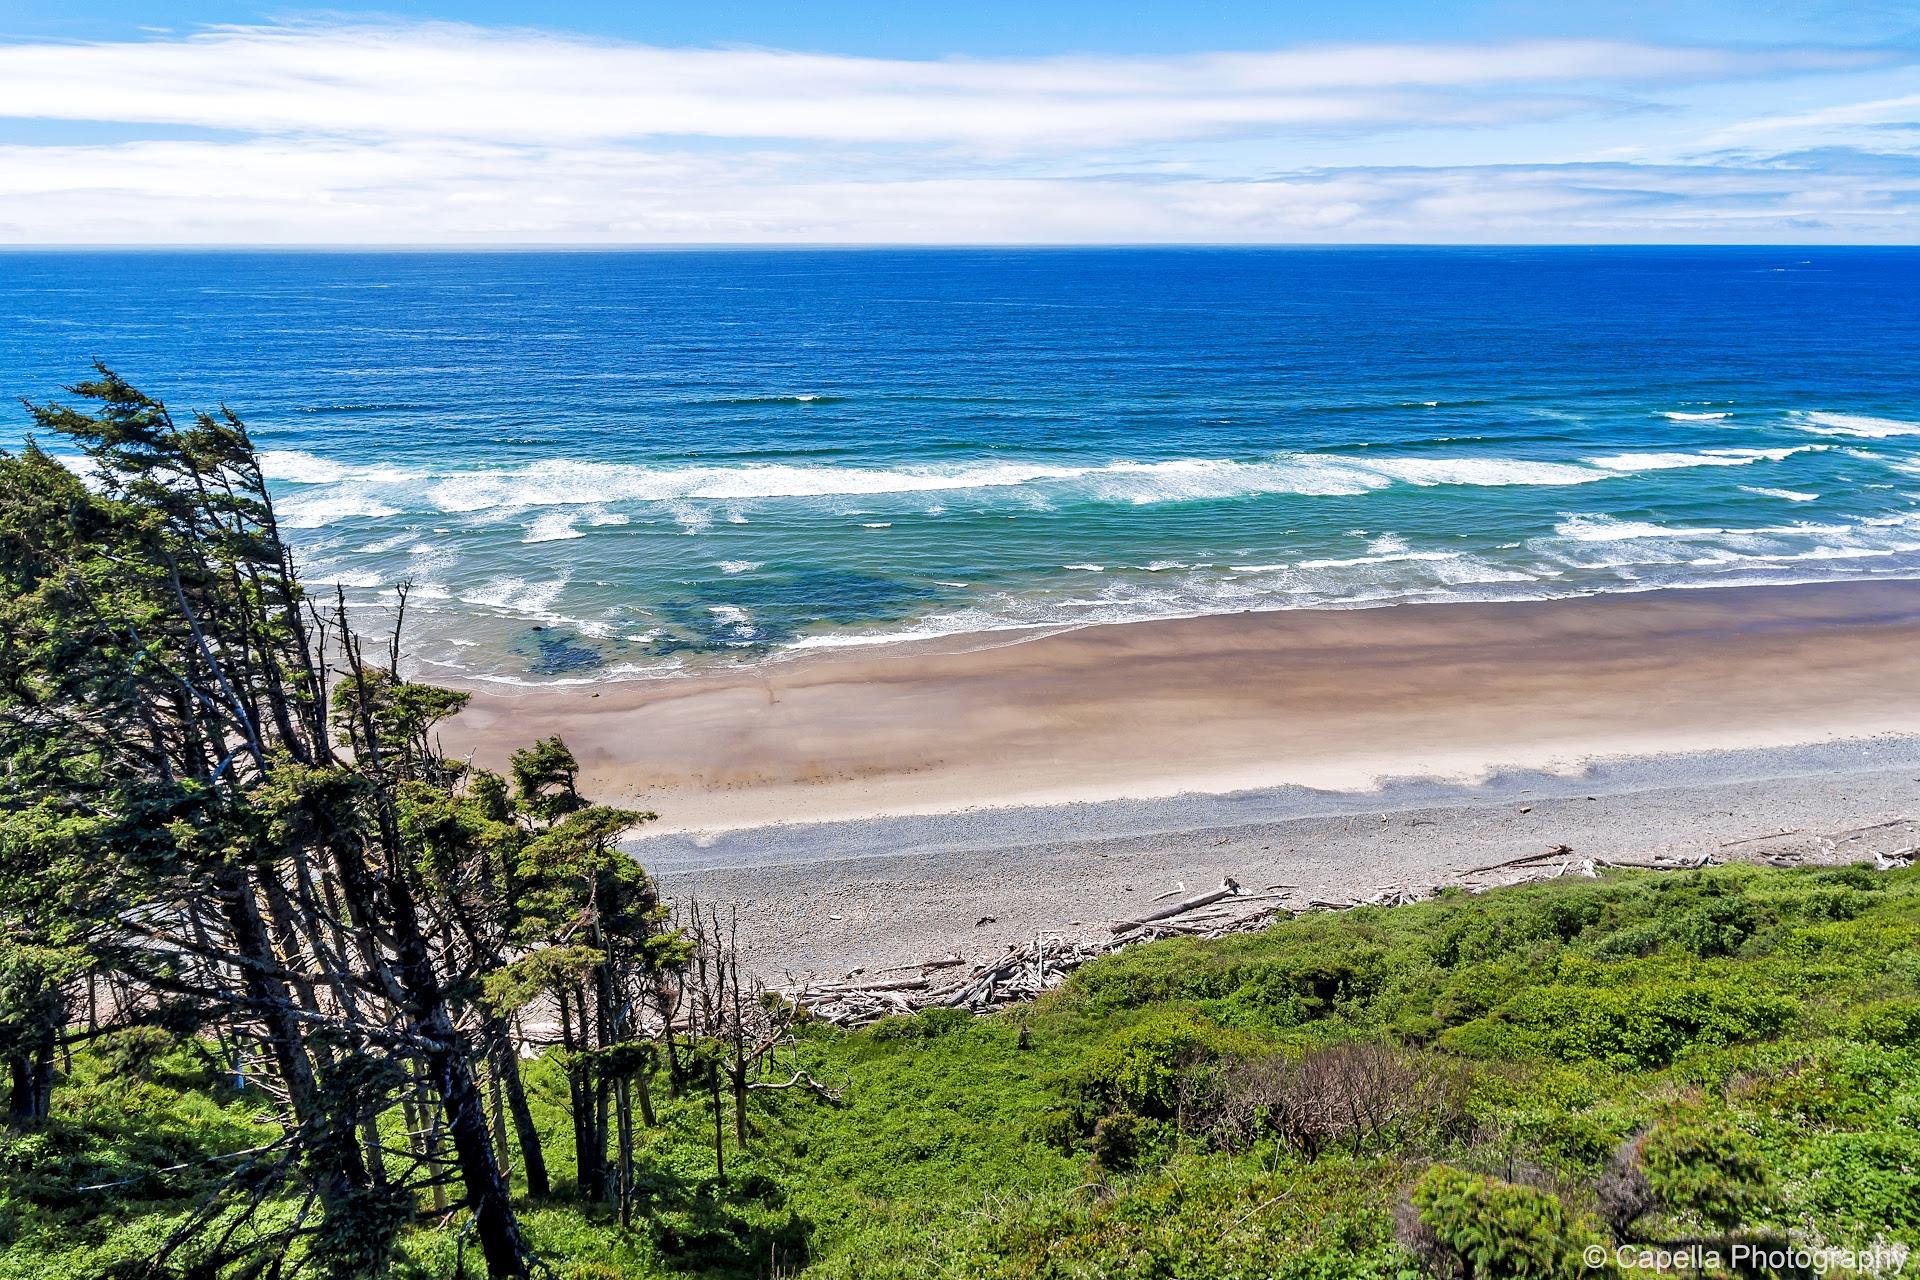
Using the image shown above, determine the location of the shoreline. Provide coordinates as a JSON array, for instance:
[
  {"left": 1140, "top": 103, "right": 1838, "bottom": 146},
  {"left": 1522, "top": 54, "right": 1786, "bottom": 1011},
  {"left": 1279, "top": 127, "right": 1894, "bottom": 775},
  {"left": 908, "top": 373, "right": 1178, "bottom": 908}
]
[
  {"left": 641, "top": 742, "right": 1920, "bottom": 978},
  {"left": 440, "top": 577, "right": 1920, "bottom": 835}
]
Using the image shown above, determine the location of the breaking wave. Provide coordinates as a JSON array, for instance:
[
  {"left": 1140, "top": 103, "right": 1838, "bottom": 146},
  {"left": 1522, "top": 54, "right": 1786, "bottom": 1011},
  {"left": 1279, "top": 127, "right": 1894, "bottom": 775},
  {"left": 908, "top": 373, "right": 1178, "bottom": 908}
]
[
  {"left": 258, "top": 448, "right": 1637, "bottom": 522},
  {"left": 1788, "top": 412, "right": 1920, "bottom": 439}
]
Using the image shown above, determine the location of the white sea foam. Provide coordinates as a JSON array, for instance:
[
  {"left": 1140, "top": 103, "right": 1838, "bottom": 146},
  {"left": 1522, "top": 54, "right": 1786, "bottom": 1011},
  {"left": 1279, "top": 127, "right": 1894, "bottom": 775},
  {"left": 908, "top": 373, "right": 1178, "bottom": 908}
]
[
  {"left": 1740, "top": 486, "right": 1819, "bottom": 502},
  {"left": 260, "top": 450, "right": 417, "bottom": 485},
  {"left": 260, "top": 449, "right": 351, "bottom": 484},
  {"left": 677, "top": 500, "right": 1920, "bottom": 672},
  {"left": 1584, "top": 451, "right": 1754, "bottom": 472},
  {"left": 1297, "top": 551, "right": 1461, "bottom": 569},
  {"left": 459, "top": 574, "right": 569, "bottom": 617},
  {"left": 706, "top": 605, "right": 759, "bottom": 644},
  {"left": 717, "top": 560, "right": 761, "bottom": 574},
  {"left": 1758, "top": 546, "right": 1897, "bottom": 562},
  {"left": 1347, "top": 457, "right": 1607, "bottom": 487},
  {"left": 1366, "top": 533, "right": 1409, "bottom": 555},
  {"left": 523, "top": 512, "right": 585, "bottom": 543},
  {"left": 1582, "top": 446, "right": 1813, "bottom": 473},
  {"left": 1661, "top": 410, "right": 1732, "bottom": 421},
  {"left": 1703, "top": 446, "right": 1818, "bottom": 461},
  {"left": 669, "top": 502, "right": 712, "bottom": 535},
  {"left": 277, "top": 494, "right": 400, "bottom": 527},
  {"left": 1089, "top": 457, "right": 1391, "bottom": 502},
  {"left": 258, "top": 449, "right": 1634, "bottom": 528},
  {"left": 1554, "top": 515, "right": 1717, "bottom": 542},
  {"left": 1789, "top": 412, "right": 1920, "bottom": 439}
]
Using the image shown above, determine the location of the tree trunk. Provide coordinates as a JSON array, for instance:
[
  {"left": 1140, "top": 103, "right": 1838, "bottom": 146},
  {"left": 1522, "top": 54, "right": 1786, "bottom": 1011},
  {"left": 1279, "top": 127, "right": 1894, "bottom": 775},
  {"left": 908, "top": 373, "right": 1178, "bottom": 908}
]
[
  {"left": 591, "top": 1074, "right": 612, "bottom": 1204},
  {"left": 634, "top": 1063, "right": 656, "bottom": 1128},
  {"left": 614, "top": 1076, "right": 634, "bottom": 1229},
  {"left": 424, "top": 1038, "right": 527, "bottom": 1278},
  {"left": 6, "top": 1026, "right": 54, "bottom": 1126},
  {"left": 488, "top": 1052, "right": 511, "bottom": 1183},
  {"left": 492, "top": 1026, "right": 549, "bottom": 1199},
  {"left": 217, "top": 866, "right": 371, "bottom": 1204},
  {"left": 561, "top": 990, "right": 603, "bottom": 1203},
  {"left": 708, "top": 1062, "right": 726, "bottom": 1179},
  {"left": 370, "top": 826, "right": 528, "bottom": 1279}
]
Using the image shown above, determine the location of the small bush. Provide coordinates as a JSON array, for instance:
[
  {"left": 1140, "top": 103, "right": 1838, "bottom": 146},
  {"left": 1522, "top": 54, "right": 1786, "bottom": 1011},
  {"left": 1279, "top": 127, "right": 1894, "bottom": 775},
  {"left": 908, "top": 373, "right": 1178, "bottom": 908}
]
[
  {"left": 1669, "top": 897, "right": 1758, "bottom": 958},
  {"left": 1638, "top": 1111, "right": 1773, "bottom": 1234},
  {"left": 1445, "top": 977, "right": 1794, "bottom": 1068},
  {"left": 1089, "top": 1111, "right": 1143, "bottom": 1174},
  {"left": 1214, "top": 1043, "right": 1466, "bottom": 1160},
  {"left": 1587, "top": 923, "right": 1663, "bottom": 962},
  {"left": 866, "top": 1006, "right": 975, "bottom": 1041},
  {"left": 1070, "top": 1009, "right": 1260, "bottom": 1121},
  {"left": 1849, "top": 998, "right": 1920, "bottom": 1047},
  {"left": 1402, "top": 1164, "right": 1594, "bottom": 1279}
]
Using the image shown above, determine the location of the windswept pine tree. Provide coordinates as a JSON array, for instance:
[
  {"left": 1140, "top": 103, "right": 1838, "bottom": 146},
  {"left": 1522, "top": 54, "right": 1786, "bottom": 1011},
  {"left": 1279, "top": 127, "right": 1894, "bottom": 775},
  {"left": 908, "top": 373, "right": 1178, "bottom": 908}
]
[{"left": 0, "top": 368, "right": 690, "bottom": 1278}]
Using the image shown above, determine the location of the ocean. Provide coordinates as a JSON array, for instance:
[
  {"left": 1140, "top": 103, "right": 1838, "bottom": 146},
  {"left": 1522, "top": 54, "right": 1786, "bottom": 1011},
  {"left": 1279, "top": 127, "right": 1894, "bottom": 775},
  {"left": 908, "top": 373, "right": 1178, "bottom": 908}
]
[{"left": 3, "top": 246, "right": 1918, "bottom": 684}]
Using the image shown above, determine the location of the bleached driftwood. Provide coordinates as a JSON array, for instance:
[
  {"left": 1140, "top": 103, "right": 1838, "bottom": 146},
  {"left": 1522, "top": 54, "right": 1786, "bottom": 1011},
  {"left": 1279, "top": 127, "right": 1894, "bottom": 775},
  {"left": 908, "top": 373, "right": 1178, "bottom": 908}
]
[
  {"left": 1458, "top": 844, "right": 1573, "bottom": 878},
  {"left": 1110, "top": 877, "right": 1241, "bottom": 934}
]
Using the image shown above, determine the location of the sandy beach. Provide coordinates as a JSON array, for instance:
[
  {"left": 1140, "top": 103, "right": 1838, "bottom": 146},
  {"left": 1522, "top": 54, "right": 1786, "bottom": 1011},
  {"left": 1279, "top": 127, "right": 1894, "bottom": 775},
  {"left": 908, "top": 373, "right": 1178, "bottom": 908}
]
[
  {"left": 445, "top": 578, "right": 1920, "bottom": 831},
  {"left": 435, "top": 579, "right": 1920, "bottom": 973}
]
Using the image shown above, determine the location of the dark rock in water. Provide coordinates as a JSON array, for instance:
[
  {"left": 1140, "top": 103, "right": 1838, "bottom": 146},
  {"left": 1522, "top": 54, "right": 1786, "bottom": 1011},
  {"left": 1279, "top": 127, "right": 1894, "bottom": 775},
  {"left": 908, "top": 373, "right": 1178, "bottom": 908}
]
[{"left": 512, "top": 629, "right": 603, "bottom": 675}]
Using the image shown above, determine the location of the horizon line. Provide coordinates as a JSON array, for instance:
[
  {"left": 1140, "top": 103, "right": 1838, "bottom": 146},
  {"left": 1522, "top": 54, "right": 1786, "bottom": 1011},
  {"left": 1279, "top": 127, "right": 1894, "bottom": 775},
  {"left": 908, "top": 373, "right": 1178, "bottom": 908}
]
[{"left": 1, "top": 241, "right": 1914, "bottom": 252}]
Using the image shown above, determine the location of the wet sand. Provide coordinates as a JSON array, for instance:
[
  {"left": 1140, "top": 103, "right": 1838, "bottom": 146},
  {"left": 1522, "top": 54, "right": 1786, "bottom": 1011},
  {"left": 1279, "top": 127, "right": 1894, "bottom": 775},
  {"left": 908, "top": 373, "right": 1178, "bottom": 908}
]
[{"left": 442, "top": 578, "right": 1920, "bottom": 834}]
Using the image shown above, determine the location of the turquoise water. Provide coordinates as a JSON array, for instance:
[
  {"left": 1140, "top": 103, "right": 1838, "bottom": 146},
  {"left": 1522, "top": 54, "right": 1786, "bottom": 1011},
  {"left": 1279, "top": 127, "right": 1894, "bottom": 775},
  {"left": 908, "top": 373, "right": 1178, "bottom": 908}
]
[{"left": 3, "top": 247, "right": 1918, "bottom": 683}]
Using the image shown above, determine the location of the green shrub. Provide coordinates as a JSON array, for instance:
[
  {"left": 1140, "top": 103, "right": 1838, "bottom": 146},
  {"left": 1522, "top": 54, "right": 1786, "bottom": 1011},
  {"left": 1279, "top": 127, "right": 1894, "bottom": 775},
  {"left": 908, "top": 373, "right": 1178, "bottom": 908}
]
[
  {"left": 1432, "top": 964, "right": 1527, "bottom": 1027},
  {"left": 1790, "top": 888, "right": 1872, "bottom": 923},
  {"left": 1090, "top": 1111, "right": 1144, "bottom": 1173},
  {"left": 1849, "top": 997, "right": 1920, "bottom": 1047},
  {"left": 1587, "top": 922, "right": 1664, "bottom": 962},
  {"left": 1668, "top": 897, "right": 1758, "bottom": 958},
  {"left": 1638, "top": 1111, "right": 1772, "bottom": 1233},
  {"left": 1070, "top": 1008, "right": 1262, "bottom": 1120},
  {"left": 1444, "top": 977, "right": 1795, "bottom": 1068},
  {"left": 1791, "top": 1130, "right": 1920, "bottom": 1238},
  {"left": 867, "top": 1006, "right": 974, "bottom": 1041},
  {"left": 1403, "top": 1164, "right": 1595, "bottom": 1279}
]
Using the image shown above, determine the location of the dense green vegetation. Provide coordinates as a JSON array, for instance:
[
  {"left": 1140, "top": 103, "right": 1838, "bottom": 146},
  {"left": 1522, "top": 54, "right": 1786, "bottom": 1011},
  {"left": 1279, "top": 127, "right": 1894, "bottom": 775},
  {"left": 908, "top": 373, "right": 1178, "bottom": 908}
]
[{"left": 7, "top": 860, "right": 1918, "bottom": 1278}]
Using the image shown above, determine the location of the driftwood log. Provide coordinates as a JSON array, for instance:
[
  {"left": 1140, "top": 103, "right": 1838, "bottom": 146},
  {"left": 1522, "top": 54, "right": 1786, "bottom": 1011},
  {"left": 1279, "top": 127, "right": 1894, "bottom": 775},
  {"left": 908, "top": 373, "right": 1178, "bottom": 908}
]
[{"left": 1110, "top": 877, "right": 1240, "bottom": 934}]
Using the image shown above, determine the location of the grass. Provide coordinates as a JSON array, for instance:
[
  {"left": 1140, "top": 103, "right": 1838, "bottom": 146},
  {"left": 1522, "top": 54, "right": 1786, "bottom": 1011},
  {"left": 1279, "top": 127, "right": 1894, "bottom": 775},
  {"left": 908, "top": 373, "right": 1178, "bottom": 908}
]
[{"left": 6, "top": 860, "right": 1919, "bottom": 1278}]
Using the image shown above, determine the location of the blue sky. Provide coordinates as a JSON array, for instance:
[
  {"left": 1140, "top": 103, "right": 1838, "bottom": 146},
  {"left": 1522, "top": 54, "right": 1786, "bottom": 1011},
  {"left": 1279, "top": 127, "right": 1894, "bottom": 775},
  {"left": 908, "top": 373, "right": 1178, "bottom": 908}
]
[{"left": 0, "top": 2, "right": 1916, "bottom": 243}]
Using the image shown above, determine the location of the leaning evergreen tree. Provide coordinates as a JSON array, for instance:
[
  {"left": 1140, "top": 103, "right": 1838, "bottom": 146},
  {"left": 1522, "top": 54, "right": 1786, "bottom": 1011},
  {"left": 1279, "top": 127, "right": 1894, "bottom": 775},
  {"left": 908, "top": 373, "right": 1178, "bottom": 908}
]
[{"left": 0, "top": 368, "right": 680, "bottom": 1277}]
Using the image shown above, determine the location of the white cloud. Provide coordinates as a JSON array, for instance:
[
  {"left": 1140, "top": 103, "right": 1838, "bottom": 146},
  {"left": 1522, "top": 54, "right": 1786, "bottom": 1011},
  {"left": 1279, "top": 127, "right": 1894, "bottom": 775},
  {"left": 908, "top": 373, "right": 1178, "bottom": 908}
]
[
  {"left": 1, "top": 138, "right": 1913, "bottom": 244},
  {"left": 0, "top": 24, "right": 1881, "bottom": 147},
  {"left": 0, "top": 21, "right": 1909, "bottom": 243},
  {"left": 1707, "top": 91, "right": 1920, "bottom": 141}
]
